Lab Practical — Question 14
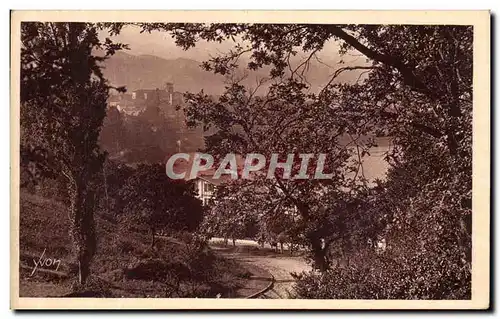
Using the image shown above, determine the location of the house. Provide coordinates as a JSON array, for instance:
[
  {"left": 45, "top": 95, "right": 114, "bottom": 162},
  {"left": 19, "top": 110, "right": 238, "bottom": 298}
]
[
  {"left": 192, "top": 175, "right": 222, "bottom": 206},
  {"left": 177, "top": 153, "right": 248, "bottom": 206},
  {"left": 107, "top": 82, "right": 183, "bottom": 118}
]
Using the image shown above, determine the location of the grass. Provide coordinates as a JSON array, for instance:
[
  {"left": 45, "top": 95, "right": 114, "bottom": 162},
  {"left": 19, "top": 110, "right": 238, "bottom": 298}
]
[{"left": 18, "top": 190, "right": 265, "bottom": 298}]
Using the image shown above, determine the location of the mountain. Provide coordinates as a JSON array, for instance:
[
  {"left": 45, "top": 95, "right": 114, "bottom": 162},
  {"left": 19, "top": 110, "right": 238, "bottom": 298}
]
[
  {"left": 101, "top": 52, "right": 227, "bottom": 95},
  {"left": 102, "top": 51, "right": 361, "bottom": 96}
]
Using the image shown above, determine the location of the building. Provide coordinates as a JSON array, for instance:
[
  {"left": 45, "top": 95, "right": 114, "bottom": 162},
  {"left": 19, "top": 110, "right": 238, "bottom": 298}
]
[
  {"left": 174, "top": 155, "right": 220, "bottom": 206},
  {"left": 107, "top": 82, "right": 182, "bottom": 118},
  {"left": 107, "top": 82, "right": 205, "bottom": 151},
  {"left": 192, "top": 176, "right": 221, "bottom": 206},
  {"left": 181, "top": 154, "right": 249, "bottom": 206}
]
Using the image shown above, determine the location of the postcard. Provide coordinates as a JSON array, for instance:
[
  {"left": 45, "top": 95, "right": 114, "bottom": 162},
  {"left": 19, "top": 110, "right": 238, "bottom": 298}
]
[{"left": 10, "top": 10, "right": 490, "bottom": 310}]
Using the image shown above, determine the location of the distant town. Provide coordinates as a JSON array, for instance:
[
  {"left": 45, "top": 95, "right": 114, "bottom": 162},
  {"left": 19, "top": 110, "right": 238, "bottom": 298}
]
[{"left": 104, "top": 82, "right": 204, "bottom": 161}]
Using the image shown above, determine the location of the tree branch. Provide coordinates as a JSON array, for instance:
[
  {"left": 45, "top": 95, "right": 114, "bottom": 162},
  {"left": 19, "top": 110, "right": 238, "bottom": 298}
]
[{"left": 328, "top": 26, "right": 436, "bottom": 99}]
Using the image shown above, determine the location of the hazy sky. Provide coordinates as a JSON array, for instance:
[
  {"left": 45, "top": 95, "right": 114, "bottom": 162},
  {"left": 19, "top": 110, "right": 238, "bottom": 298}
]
[
  {"left": 105, "top": 25, "right": 234, "bottom": 60},
  {"left": 104, "top": 25, "right": 354, "bottom": 65},
  {"left": 99, "top": 25, "right": 368, "bottom": 93}
]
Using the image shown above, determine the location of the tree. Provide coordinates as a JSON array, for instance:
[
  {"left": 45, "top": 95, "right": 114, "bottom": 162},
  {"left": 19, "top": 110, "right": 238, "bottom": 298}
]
[
  {"left": 187, "top": 77, "right": 361, "bottom": 270},
  {"left": 99, "top": 105, "right": 127, "bottom": 155},
  {"left": 20, "top": 22, "right": 126, "bottom": 285},
  {"left": 98, "top": 159, "right": 135, "bottom": 215},
  {"left": 120, "top": 104, "right": 183, "bottom": 163},
  {"left": 259, "top": 209, "right": 298, "bottom": 253},
  {"left": 202, "top": 195, "right": 258, "bottom": 246},
  {"left": 117, "top": 164, "right": 204, "bottom": 248},
  {"left": 132, "top": 23, "right": 472, "bottom": 297},
  {"left": 137, "top": 23, "right": 470, "bottom": 156}
]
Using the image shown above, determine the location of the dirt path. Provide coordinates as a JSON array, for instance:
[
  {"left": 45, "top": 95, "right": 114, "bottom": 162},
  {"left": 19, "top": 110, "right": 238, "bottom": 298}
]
[
  {"left": 241, "top": 255, "right": 310, "bottom": 298},
  {"left": 210, "top": 238, "right": 310, "bottom": 299}
]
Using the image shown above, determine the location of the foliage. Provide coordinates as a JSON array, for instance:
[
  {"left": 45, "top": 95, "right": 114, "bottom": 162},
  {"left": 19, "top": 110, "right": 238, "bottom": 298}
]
[
  {"left": 121, "top": 111, "right": 181, "bottom": 162},
  {"left": 135, "top": 23, "right": 473, "bottom": 298},
  {"left": 99, "top": 105, "right": 198, "bottom": 163},
  {"left": 19, "top": 191, "right": 247, "bottom": 298},
  {"left": 184, "top": 76, "right": 361, "bottom": 270},
  {"left": 20, "top": 21, "right": 473, "bottom": 298},
  {"left": 99, "top": 106, "right": 127, "bottom": 155},
  {"left": 117, "top": 163, "right": 204, "bottom": 248},
  {"left": 202, "top": 195, "right": 259, "bottom": 243},
  {"left": 20, "top": 22, "right": 126, "bottom": 284}
]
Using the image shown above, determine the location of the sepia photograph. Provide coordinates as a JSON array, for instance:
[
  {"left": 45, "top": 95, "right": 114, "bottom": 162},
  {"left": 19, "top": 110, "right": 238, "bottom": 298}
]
[{"left": 10, "top": 10, "right": 490, "bottom": 309}]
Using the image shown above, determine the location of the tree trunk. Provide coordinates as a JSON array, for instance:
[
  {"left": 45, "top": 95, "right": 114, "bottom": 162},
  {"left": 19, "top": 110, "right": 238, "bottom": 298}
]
[
  {"left": 102, "top": 164, "right": 109, "bottom": 214},
  {"left": 224, "top": 237, "right": 228, "bottom": 246},
  {"left": 259, "top": 236, "right": 265, "bottom": 248},
  {"left": 309, "top": 235, "right": 329, "bottom": 272},
  {"left": 232, "top": 238, "right": 236, "bottom": 247},
  {"left": 280, "top": 242, "right": 284, "bottom": 254},
  {"left": 78, "top": 260, "right": 90, "bottom": 286},
  {"left": 67, "top": 174, "right": 96, "bottom": 286}
]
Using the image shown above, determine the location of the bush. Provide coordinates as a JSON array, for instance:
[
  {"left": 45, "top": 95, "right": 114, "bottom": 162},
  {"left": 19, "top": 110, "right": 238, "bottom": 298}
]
[
  {"left": 293, "top": 260, "right": 394, "bottom": 299},
  {"left": 125, "top": 258, "right": 190, "bottom": 282},
  {"left": 19, "top": 191, "right": 244, "bottom": 298},
  {"left": 294, "top": 245, "right": 471, "bottom": 300}
]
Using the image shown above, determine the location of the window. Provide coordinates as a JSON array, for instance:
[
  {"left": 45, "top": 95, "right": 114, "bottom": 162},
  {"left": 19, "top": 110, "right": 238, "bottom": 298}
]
[{"left": 204, "top": 183, "right": 215, "bottom": 192}]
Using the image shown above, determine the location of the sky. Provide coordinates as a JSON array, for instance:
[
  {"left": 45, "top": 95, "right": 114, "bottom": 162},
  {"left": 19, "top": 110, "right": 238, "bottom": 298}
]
[
  {"left": 104, "top": 25, "right": 234, "bottom": 61},
  {"left": 103, "top": 25, "right": 352, "bottom": 65},
  {"left": 98, "top": 25, "right": 369, "bottom": 94}
]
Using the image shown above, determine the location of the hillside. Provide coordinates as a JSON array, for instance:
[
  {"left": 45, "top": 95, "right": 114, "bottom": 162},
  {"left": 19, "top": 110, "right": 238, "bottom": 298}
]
[
  {"left": 18, "top": 191, "right": 261, "bottom": 298},
  {"left": 102, "top": 52, "right": 227, "bottom": 95},
  {"left": 101, "top": 51, "right": 360, "bottom": 95}
]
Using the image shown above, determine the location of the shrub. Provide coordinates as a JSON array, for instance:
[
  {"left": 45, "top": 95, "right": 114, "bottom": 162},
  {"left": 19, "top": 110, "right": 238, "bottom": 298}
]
[
  {"left": 124, "top": 258, "right": 190, "bottom": 282},
  {"left": 294, "top": 244, "right": 471, "bottom": 300}
]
